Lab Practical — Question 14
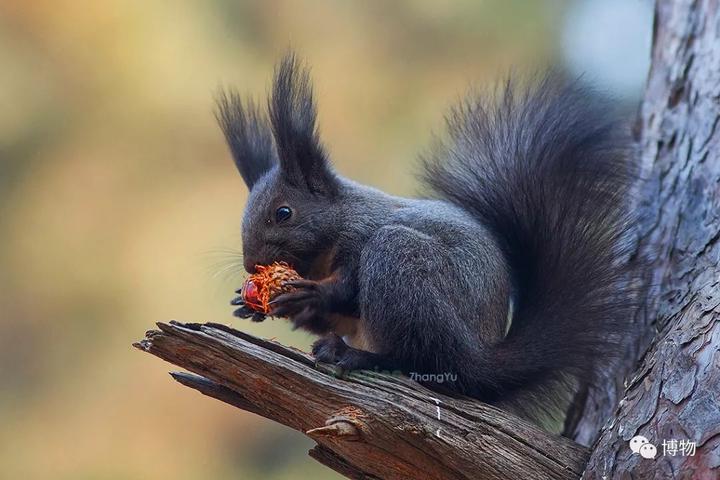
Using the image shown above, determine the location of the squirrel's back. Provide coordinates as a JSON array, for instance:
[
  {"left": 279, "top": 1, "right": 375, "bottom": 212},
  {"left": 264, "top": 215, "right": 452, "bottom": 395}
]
[{"left": 421, "top": 76, "right": 638, "bottom": 426}]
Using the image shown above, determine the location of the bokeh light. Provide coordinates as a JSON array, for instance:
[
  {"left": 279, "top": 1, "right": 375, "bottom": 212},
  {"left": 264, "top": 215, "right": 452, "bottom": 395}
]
[{"left": 0, "top": 1, "right": 651, "bottom": 478}]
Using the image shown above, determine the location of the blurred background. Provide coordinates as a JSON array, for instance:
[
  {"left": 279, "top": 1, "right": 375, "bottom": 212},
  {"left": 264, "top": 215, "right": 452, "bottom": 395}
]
[{"left": 0, "top": 1, "right": 652, "bottom": 479}]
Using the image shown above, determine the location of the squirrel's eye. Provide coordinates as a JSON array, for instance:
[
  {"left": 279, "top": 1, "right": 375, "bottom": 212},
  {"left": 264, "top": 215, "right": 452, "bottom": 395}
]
[{"left": 275, "top": 206, "right": 292, "bottom": 223}]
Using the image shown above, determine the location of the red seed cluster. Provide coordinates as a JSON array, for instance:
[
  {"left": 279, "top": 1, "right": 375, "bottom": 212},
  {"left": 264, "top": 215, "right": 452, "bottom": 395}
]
[{"left": 241, "top": 262, "right": 301, "bottom": 314}]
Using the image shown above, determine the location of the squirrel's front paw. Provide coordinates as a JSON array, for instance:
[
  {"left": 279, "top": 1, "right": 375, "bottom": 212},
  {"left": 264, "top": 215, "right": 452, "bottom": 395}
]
[
  {"left": 269, "top": 280, "right": 331, "bottom": 333},
  {"left": 230, "top": 295, "right": 266, "bottom": 322},
  {"left": 312, "top": 334, "right": 348, "bottom": 363}
]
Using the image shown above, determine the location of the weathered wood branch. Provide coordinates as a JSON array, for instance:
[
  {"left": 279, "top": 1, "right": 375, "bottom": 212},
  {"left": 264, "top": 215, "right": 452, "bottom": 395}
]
[{"left": 134, "top": 321, "right": 588, "bottom": 480}]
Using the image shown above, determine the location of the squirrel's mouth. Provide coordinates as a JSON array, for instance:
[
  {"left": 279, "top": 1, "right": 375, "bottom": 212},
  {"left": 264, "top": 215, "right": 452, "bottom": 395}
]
[
  {"left": 246, "top": 254, "right": 307, "bottom": 277},
  {"left": 245, "top": 243, "right": 330, "bottom": 279}
]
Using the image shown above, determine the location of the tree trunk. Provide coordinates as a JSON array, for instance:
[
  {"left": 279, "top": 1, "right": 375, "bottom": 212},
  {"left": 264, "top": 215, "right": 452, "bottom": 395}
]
[
  {"left": 135, "top": 1, "right": 720, "bottom": 478},
  {"left": 581, "top": 0, "right": 720, "bottom": 478}
]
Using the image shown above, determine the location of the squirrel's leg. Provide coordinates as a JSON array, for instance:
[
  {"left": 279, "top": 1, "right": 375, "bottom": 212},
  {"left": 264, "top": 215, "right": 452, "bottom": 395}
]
[
  {"left": 312, "top": 333, "right": 348, "bottom": 362},
  {"left": 335, "top": 347, "right": 394, "bottom": 371},
  {"left": 312, "top": 333, "right": 394, "bottom": 370}
]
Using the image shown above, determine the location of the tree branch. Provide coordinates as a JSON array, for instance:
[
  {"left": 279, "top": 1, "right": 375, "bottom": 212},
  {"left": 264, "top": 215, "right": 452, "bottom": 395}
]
[{"left": 134, "top": 321, "right": 588, "bottom": 480}]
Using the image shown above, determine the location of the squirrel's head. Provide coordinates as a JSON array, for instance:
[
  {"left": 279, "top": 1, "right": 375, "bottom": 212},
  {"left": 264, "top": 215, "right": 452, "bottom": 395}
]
[{"left": 216, "top": 53, "right": 341, "bottom": 276}]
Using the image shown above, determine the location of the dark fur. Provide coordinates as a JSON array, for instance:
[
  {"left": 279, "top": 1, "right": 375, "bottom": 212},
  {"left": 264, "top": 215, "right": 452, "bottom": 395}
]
[
  {"left": 215, "top": 90, "right": 276, "bottom": 188},
  {"left": 216, "top": 54, "right": 638, "bottom": 429}
]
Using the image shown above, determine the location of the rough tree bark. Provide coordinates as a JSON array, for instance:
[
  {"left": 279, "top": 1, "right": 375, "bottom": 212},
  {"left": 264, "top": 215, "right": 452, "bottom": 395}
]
[
  {"left": 136, "top": 1, "right": 720, "bottom": 478},
  {"left": 581, "top": 0, "right": 720, "bottom": 478}
]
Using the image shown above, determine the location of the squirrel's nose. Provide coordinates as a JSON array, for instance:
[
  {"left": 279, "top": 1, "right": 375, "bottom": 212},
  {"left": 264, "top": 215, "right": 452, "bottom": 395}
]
[{"left": 243, "top": 257, "right": 257, "bottom": 273}]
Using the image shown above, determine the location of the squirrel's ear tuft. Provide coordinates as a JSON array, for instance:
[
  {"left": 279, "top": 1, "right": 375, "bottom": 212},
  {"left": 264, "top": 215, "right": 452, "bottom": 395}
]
[
  {"left": 215, "top": 89, "right": 276, "bottom": 190},
  {"left": 269, "top": 52, "right": 338, "bottom": 196}
]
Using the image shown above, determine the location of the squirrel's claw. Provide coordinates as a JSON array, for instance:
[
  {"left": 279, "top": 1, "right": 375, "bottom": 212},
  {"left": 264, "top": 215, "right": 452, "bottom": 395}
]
[
  {"left": 271, "top": 290, "right": 332, "bottom": 334},
  {"left": 312, "top": 334, "right": 348, "bottom": 363},
  {"left": 232, "top": 300, "right": 265, "bottom": 321},
  {"left": 269, "top": 284, "right": 326, "bottom": 319}
]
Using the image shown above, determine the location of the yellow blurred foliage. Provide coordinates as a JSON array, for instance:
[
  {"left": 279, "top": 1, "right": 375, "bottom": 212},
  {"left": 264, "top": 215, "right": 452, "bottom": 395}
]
[{"left": 0, "top": 1, "right": 562, "bottom": 478}]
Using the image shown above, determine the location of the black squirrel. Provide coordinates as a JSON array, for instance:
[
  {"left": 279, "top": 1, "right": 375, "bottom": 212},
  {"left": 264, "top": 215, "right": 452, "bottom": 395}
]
[{"left": 217, "top": 53, "right": 637, "bottom": 429}]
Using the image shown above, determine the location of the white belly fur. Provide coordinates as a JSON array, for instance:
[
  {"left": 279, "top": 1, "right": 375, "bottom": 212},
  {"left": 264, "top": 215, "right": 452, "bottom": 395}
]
[{"left": 330, "top": 314, "right": 376, "bottom": 352}]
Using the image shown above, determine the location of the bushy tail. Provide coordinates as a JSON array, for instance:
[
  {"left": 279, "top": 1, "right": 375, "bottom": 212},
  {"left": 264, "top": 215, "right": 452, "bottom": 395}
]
[{"left": 421, "top": 76, "right": 638, "bottom": 425}]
